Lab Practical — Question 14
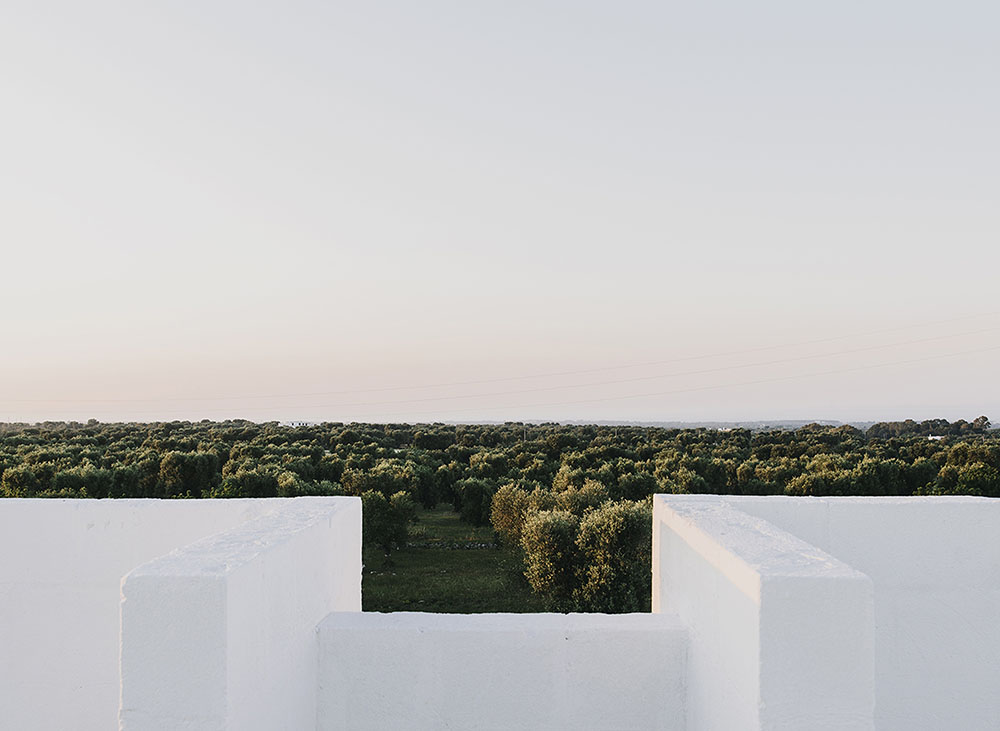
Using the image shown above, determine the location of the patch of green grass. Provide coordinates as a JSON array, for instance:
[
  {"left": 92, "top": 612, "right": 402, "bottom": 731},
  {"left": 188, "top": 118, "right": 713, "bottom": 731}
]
[
  {"left": 363, "top": 505, "right": 544, "bottom": 613},
  {"left": 406, "top": 506, "right": 496, "bottom": 544}
]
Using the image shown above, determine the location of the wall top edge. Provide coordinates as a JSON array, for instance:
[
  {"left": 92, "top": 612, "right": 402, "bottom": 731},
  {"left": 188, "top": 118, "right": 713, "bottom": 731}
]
[
  {"left": 124, "top": 497, "right": 358, "bottom": 580},
  {"left": 655, "top": 495, "right": 869, "bottom": 584},
  {"left": 0, "top": 496, "right": 349, "bottom": 508},
  {"left": 656, "top": 494, "right": 996, "bottom": 506},
  {"left": 318, "top": 611, "right": 687, "bottom": 632}
]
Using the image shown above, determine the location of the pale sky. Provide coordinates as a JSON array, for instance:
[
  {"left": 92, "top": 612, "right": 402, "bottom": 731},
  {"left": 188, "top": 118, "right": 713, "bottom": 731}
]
[{"left": 1, "top": 1, "right": 997, "bottom": 424}]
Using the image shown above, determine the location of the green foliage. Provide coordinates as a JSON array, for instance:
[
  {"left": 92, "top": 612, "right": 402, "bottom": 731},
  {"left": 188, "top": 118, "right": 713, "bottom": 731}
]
[
  {"left": 515, "top": 498, "right": 652, "bottom": 612},
  {"left": 158, "top": 451, "right": 219, "bottom": 498},
  {"left": 0, "top": 416, "right": 994, "bottom": 505},
  {"left": 615, "top": 471, "right": 658, "bottom": 501},
  {"left": 455, "top": 478, "right": 496, "bottom": 527},
  {"left": 491, "top": 482, "right": 532, "bottom": 547},
  {"left": 669, "top": 466, "right": 709, "bottom": 494},
  {"left": 361, "top": 490, "right": 416, "bottom": 558},
  {"left": 213, "top": 467, "right": 278, "bottom": 498},
  {"left": 866, "top": 416, "right": 991, "bottom": 440},
  {"left": 0, "top": 417, "right": 998, "bottom": 612},
  {"left": 555, "top": 479, "right": 609, "bottom": 516},
  {"left": 520, "top": 510, "right": 581, "bottom": 611},
  {"left": 958, "top": 462, "right": 1000, "bottom": 497},
  {"left": 390, "top": 490, "right": 417, "bottom": 525},
  {"left": 574, "top": 500, "right": 652, "bottom": 612},
  {"left": 363, "top": 505, "right": 542, "bottom": 613},
  {"left": 2, "top": 466, "right": 40, "bottom": 497},
  {"left": 51, "top": 465, "right": 113, "bottom": 499},
  {"left": 924, "top": 461, "right": 1000, "bottom": 496}
]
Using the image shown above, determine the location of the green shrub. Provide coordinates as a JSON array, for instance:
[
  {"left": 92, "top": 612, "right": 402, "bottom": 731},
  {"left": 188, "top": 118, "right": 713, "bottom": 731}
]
[
  {"left": 212, "top": 467, "right": 278, "bottom": 498},
  {"left": 520, "top": 510, "right": 580, "bottom": 611},
  {"left": 784, "top": 472, "right": 828, "bottom": 496},
  {"left": 527, "top": 486, "right": 557, "bottom": 512},
  {"left": 670, "top": 467, "right": 708, "bottom": 494},
  {"left": 923, "top": 461, "right": 1000, "bottom": 496},
  {"left": 36, "top": 486, "right": 89, "bottom": 498},
  {"left": 2, "top": 466, "right": 39, "bottom": 497},
  {"left": 556, "top": 479, "right": 609, "bottom": 516},
  {"left": 51, "top": 466, "right": 113, "bottom": 499},
  {"left": 615, "top": 471, "right": 657, "bottom": 501},
  {"left": 456, "top": 478, "right": 496, "bottom": 526},
  {"left": 958, "top": 462, "right": 1000, "bottom": 497},
  {"left": 313, "top": 479, "right": 346, "bottom": 496},
  {"left": 277, "top": 470, "right": 309, "bottom": 497},
  {"left": 491, "top": 483, "right": 532, "bottom": 547},
  {"left": 574, "top": 500, "right": 652, "bottom": 613},
  {"left": 158, "top": 451, "right": 219, "bottom": 498},
  {"left": 362, "top": 489, "right": 416, "bottom": 558},
  {"left": 389, "top": 490, "right": 417, "bottom": 528}
]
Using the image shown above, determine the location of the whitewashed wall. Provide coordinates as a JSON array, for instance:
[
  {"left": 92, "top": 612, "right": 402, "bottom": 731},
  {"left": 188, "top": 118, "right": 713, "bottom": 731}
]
[
  {"left": 0, "top": 497, "right": 360, "bottom": 731},
  {"left": 318, "top": 611, "right": 687, "bottom": 731},
  {"left": 653, "top": 495, "right": 875, "bottom": 731},
  {"left": 3, "top": 494, "right": 997, "bottom": 731},
  {"left": 119, "top": 497, "right": 361, "bottom": 731},
  {"left": 727, "top": 495, "right": 1000, "bottom": 731},
  {"left": 0, "top": 498, "right": 287, "bottom": 731}
]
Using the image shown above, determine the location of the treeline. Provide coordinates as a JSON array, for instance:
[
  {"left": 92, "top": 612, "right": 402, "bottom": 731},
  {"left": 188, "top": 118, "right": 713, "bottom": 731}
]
[
  {"left": 864, "top": 416, "right": 991, "bottom": 440},
  {"left": 0, "top": 418, "right": 996, "bottom": 610},
  {"left": 1, "top": 417, "right": 994, "bottom": 501}
]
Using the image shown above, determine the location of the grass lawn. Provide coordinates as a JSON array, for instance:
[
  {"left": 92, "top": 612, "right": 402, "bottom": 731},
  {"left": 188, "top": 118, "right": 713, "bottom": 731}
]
[{"left": 362, "top": 505, "right": 544, "bottom": 613}]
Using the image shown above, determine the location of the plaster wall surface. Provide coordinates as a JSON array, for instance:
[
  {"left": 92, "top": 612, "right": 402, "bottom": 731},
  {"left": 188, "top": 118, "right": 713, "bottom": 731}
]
[
  {"left": 120, "top": 497, "right": 361, "bottom": 731},
  {"left": 0, "top": 498, "right": 287, "bottom": 731},
  {"left": 4, "top": 494, "right": 995, "bottom": 731},
  {"left": 317, "top": 611, "right": 687, "bottom": 731},
  {"left": 653, "top": 495, "right": 876, "bottom": 731},
  {"left": 726, "top": 495, "right": 1000, "bottom": 731}
]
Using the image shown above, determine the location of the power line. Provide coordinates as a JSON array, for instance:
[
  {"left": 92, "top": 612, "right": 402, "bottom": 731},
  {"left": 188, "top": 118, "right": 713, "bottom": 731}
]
[
  {"left": 275, "top": 325, "right": 1000, "bottom": 411},
  {"left": 1, "top": 310, "right": 998, "bottom": 405},
  {"left": 361, "top": 342, "right": 1000, "bottom": 421},
  {"left": 16, "top": 340, "right": 1000, "bottom": 421}
]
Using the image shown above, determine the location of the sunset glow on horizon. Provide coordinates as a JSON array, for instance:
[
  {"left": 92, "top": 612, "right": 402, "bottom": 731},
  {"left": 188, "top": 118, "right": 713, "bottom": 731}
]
[{"left": 2, "top": 1, "right": 997, "bottom": 424}]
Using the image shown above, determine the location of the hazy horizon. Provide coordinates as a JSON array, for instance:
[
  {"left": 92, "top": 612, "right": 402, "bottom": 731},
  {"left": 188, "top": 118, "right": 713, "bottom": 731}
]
[
  {"left": 2, "top": 1, "right": 997, "bottom": 424},
  {"left": 1, "top": 417, "right": 987, "bottom": 428}
]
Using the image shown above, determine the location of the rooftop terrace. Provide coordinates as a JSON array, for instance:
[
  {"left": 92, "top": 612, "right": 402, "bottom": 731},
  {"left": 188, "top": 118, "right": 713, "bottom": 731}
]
[{"left": 1, "top": 495, "right": 997, "bottom": 730}]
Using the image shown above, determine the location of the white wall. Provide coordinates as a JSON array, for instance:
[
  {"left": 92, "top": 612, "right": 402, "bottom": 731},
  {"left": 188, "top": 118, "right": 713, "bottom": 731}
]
[
  {"left": 653, "top": 495, "right": 876, "bottom": 731},
  {"left": 5, "top": 494, "right": 996, "bottom": 731},
  {"left": 726, "top": 496, "right": 1000, "bottom": 731},
  {"left": 0, "top": 498, "right": 286, "bottom": 731},
  {"left": 318, "top": 611, "right": 687, "bottom": 731},
  {"left": 119, "top": 497, "right": 361, "bottom": 731}
]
